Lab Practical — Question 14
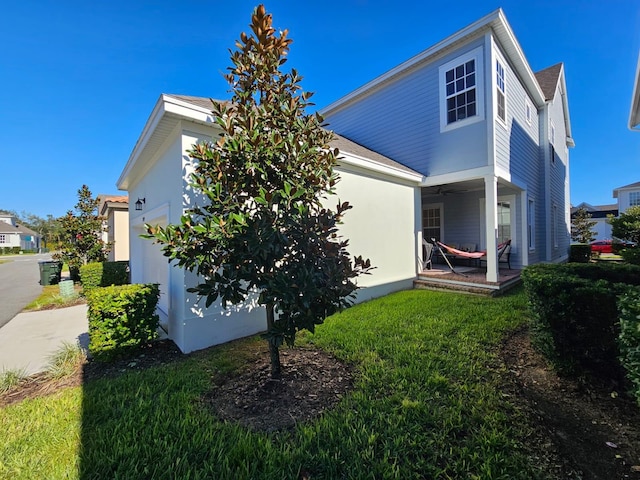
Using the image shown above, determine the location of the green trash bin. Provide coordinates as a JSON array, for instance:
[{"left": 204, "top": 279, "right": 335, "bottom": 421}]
[{"left": 39, "top": 261, "right": 62, "bottom": 286}]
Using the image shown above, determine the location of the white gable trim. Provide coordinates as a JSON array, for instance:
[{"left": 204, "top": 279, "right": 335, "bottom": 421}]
[{"left": 322, "top": 9, "right": 545, "bottom": 116}]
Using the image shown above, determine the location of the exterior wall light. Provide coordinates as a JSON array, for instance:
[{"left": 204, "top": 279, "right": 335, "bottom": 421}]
[{"left": 135, "top": 198, "right": 146, "bottom": 211}]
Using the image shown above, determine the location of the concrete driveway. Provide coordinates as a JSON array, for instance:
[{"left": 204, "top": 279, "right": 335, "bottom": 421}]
[
  {"left": 0, "top": 255, "right": 89, "bottom": 375},
  {"left": 0, "top": 304, "right": 89, "bottom": 375},
  {"left": 0, "top": 254, "right": 49, "bottom": 329}
]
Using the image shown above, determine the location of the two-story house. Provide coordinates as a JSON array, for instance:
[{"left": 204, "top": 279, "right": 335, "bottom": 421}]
[
  {"left": 322, "top": 9, "right": 573, "bottom": 281},
  {"left": 117, "top": 9, "right": 572, "bottom": 354}
]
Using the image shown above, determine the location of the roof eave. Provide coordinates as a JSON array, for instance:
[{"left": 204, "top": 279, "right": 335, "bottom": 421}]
[
  {"left": 116, "top": 94, "right": 217, "bottom": 191},
  {"left": 321, "top": 9, "right": 546, "bottom": 115},
  {"left": 629, "top": 52, "right": 640, "bottom": 130}
]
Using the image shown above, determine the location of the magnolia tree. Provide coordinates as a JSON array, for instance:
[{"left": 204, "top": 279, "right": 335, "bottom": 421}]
[
  {"left": 145, "top": 5, "right": 372, "bottom": 377},
  {"left": 53, "top": 185, "right": 107, "bottom": 273}
]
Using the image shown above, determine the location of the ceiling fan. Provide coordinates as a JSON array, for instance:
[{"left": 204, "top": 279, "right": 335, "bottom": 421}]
[{"left": 425, "top": 185, "right": 468, "bottom": 196}]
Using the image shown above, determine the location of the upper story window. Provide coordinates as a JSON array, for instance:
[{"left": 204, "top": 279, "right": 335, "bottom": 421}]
[
  {"left": 496, "top": 60, "right": 506, "bottom": 122},
  {"left": 0, "top": 234, "right": 5, "bottom": 243},
  {"left": 439, "top": 47, "right": 484, "bottom": 132},
  {"left": 630, "top": 191, "right": 640, "bottom": 207},
  {"left": 445, "top": 60, "right": 476, "bottom": 124},
  {"left": 525, "top": 99, "right": 532, "bottom": 126}
]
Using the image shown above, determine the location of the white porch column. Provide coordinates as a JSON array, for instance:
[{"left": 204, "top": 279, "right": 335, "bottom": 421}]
[{"left": 484, "top": 175, "right": 499, "bottom": 282}]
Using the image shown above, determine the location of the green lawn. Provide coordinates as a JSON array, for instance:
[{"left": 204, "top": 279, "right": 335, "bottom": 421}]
[{"left": 0, "top": 287, "right": 544, "bottom": 479}]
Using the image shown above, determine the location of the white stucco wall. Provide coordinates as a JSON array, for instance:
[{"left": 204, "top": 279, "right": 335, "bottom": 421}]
[
  {"left": 125, "top": 114, "right": 421, "bottom": 354},
  {"left": 331, "top": 161, "right": 421, "bottom": 301}
]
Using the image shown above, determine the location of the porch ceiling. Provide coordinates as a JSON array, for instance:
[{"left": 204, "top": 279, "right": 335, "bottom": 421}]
[{"left": 421, "top": 179, "right": 521, "bottom": 198}]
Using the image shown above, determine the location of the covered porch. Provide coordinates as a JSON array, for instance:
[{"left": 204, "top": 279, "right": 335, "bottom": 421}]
[
  {"left": 418, "top": 172, "right": 531, "bottom": 284},
  {"left": 414, "top": 264, "right": 521, "bottom": 296}
]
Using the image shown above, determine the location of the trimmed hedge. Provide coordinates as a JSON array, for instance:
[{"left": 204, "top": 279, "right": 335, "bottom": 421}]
[
  {"left": 568, "top": 244, "right": 591, "bottom": 263},
  {"left": 521, "top": 263, "right": 640, "bottom": 378},
  {"left": 618, "top": 289, "right": 640, "bottom": 406},
  {"left": 80, "top": 261, "right": 130, "bottom": 290},
  {"left": 86, "top": 284, "right": 160, "bottom": 361}
]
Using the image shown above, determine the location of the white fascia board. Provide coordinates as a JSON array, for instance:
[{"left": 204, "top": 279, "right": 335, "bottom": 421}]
[
  {"left": 162, "top": 95, "right": 217, "bottom": 126},
  {"left": 322, "top": 9, "right": 545, "bottom": 115},
  {"left": 629, "top": 52, "right": 640, "bottom": 130},
  {"left": 557, "top": 68, "right": 574, "bottom": 146},
  {"left": 337, "top": 151, "right": 424, "bottom": 184},
  {"left": 491, "top": 10, "right": 546, "bottom": 107},
  {"left": 420, "top": 166, "right": 495, "bottom": 187},
  {"left": 117, "top": 95, "right": 217, "bottom": 191},
  {"left": 321, "top": 9, "right": 503, "bottom": 115},
  {"left": 117, "top": 95, "right": 167, "bottom": 190}
]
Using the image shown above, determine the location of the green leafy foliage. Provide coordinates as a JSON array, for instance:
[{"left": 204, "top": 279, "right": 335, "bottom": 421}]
[
  {"left": 618, "top": 289, "right": 640, "bottom": 406},
  {"left": 610, "top": 205, "right": 640, "bottom": 245},
  {"left": 80, "top": 261, "right": 130, "bottom": 291},
  {"left": 86, "top": 284, "right": 160, "bottom": 361},
  {"left": 571, "top": 206, "right": 597, "bottom": 243},
  {"left": 522, "top": 263, "right": 640, "bottom": 378},
  {"left": 144, "top": 5, "right": 372, "bottom": 376},
  {"left": 52, "top": 185, "right": 108, "bottom": 271}
]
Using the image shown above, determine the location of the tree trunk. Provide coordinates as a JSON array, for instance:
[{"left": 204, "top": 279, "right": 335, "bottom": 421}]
[{"left": 266, "top": 303, "right": 282, "bottom": 378}]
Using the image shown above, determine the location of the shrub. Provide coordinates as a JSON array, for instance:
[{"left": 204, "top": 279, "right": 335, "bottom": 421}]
[
  {"left": 620, "top": 247, "right": 640, "bottom": 266},
  {"left": 522, "top": 263, "right": 631, "bottom": 378},
  {"left": 568, "top": 244, "right": 591, "bottom": 263},
  {"left": 618, "top": 288, "right": 640, "bottom": 406},
  {"left": 79, "top": 262, "right": 103, "bottom": 290},
  {"left": 80, "top": 261, "right": 130, "bottom": 291},
  {"left": 86, "top": 284, "right": 160, "bottom": 361}
]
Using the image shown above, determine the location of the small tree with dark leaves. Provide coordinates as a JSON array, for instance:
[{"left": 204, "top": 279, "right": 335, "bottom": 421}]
[
  {"left": 53, "top": 185, "right": 107, "bottom": 272},
  {"left": 571, "top": 206, "right": 597, "bottom": 243},
  {"left": 145, "top": 5, "right": 372, "bottom": 377}
]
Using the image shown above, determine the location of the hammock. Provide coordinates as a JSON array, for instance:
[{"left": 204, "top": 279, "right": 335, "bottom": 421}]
[
  {"left": 435, "top": 242, "right": 486, "bottom": 259},
  {"left": 430, "top": 239, "right": 510, "bottom": 276}
]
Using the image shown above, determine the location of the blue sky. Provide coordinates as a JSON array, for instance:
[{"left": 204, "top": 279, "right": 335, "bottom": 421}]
[{"left": 1, "top": 0, "right": 639, "bottom": 218}]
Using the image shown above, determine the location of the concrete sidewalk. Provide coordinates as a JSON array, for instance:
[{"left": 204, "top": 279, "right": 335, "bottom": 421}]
[{"left": 0, "top": 304, "right": 89, "bottom": 376}]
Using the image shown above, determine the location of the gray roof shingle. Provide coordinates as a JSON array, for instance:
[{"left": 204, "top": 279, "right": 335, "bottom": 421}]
[{"left": 534, "top": 63, "right": 563, "bottom": 101}]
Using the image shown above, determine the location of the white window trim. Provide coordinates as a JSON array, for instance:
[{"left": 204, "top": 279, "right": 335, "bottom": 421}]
[
  {"left": 439, "top": 46, "right": 485, "bottom": 133},
  {"left": 422, "top": 203, "right": 444, "bottom": 243},
  {"left": 525, "top": 98, "right": 532, "bottom": 126},
  {"left": 528, "top": 196, "right": 535, "bottom": 252},
  {"left": 630, "top": 191, "right": 640, "bottom": 207},
  {"left": 0, "top": 234, "right": 5, "bottom": 244},
  {"left": 553, "top": 203, "right": 559, "bottom": 249},
  {"left": 495, "top": 57, "right": 507, "bottom": 127},
  {"left": 479, "top": 194, "right": 516, "bottom": 252}
]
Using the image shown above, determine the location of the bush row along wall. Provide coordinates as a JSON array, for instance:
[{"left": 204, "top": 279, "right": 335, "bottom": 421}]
[
  {"left": 80, "top": 261, "right": 130, "bottom": 291},
  {"left": 522, "top": 263, "right": 640, "bottom": 381}
]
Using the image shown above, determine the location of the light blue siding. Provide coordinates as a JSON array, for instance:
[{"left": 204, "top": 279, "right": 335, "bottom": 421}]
[{"left": 324, "top": 38, "right": 488, "bottom": 176}]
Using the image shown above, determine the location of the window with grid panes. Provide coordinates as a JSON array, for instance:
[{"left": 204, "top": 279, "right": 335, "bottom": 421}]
[
  {"left": 422, "top": 207, "right": 442, "bottom": 243},
  {"left": 445, "top": 59, "right": 477, "bottom": 124}
]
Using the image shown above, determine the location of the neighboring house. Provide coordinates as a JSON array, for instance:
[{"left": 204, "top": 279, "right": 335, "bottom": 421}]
[
  {"left": 614, "top": 181, "right": 640, "bottom": 215},
  {"left": 98, "top": 195, "right": 129, "bottom": 262},
  {"left": 0, "top": 214, "right": 40, "bottom": 252},
  {"left": 117, "top": 9, "right": 572, "bottom": 354},
  {"left": 570, "top": 202, "right": 617, "bottom": 240}
]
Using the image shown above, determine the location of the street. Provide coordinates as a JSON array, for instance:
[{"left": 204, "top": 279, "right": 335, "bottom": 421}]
[{"left": 0, "top": 254, "right": 49, "bottom": 329}]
